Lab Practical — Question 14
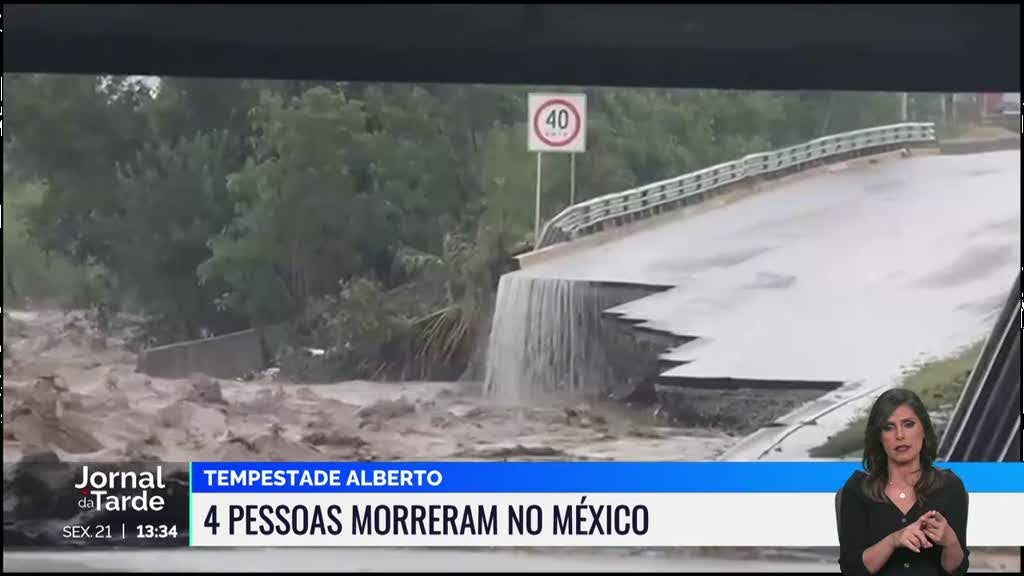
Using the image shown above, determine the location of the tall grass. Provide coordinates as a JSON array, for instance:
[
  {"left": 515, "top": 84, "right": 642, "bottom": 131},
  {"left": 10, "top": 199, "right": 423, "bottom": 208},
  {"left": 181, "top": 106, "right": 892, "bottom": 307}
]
[{"left": 809, "top": 341, "right": 984, "bottom": 458}]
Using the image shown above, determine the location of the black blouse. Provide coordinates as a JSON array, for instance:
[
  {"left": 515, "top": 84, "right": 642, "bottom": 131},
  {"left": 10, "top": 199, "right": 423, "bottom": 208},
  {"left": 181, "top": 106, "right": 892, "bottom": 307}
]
[{"left": 838, "top": 468, "right": 970, "bottom": 576}]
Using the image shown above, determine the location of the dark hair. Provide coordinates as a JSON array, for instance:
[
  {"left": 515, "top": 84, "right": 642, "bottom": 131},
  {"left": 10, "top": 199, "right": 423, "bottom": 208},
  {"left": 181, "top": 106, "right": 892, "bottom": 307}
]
[{"left": 861, "top": 388, "right": 944, "bottom": 504}]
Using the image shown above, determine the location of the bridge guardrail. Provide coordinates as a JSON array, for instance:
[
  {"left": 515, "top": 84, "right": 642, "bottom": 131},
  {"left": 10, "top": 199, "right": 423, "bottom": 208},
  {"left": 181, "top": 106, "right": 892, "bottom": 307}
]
[{"left": 537, "top": 123, "right": 937, "bottom": 248}]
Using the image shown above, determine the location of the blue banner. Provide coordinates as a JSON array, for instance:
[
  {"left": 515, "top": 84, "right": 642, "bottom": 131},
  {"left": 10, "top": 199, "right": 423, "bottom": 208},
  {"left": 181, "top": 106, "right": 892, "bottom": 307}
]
[{"left": 189, "top": 462, "right": 1024, "bottom": 493}]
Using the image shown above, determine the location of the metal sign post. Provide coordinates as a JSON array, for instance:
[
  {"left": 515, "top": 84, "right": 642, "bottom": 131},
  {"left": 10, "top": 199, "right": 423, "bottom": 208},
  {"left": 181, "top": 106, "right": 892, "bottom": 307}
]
[
  {"left": 527, "top": 93, "right": 587, "bottom": 247},
  {"left": 534, "top": 152, "right": 544, "bottom": 246},
  {"left": 570, "top": 153, "right": 576, "bottom": 205}
]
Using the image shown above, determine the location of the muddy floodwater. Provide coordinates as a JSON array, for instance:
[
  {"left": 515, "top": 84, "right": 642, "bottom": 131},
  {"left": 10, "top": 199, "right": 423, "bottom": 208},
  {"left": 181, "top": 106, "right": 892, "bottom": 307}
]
[{"left": 3, "top": 309, "right": 733, "bottom": 467}]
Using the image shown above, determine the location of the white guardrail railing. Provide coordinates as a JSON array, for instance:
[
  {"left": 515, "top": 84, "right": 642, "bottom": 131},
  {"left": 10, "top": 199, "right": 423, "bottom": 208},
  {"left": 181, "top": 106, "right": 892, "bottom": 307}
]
[{"left": 537, "top": 122, "right": 937, "bottom": 248}]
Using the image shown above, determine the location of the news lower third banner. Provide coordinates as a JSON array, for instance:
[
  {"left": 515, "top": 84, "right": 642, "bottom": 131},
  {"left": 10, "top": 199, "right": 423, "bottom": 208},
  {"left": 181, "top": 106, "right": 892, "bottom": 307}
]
[
  {"left": 5, "top": 461, "right": 1022, "bottom": 548},
  {"left": 190, "top": 462, "right": 1023, "bottom": 547}
]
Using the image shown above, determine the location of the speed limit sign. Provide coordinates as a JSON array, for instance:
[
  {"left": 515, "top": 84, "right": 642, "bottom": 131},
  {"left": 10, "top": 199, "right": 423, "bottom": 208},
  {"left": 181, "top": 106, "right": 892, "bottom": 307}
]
[
  {"left": 528, "top": 93, "right": 587, "bottom": 153},
  {"left": 527, "top": 92, "right": 587, "bottom": 246}
]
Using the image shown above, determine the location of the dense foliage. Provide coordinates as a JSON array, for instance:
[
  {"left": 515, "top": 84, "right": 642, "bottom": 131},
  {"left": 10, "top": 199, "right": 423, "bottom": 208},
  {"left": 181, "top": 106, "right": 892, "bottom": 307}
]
[{"left": 4, "top": 75, "right": 964, "bottom": 378}]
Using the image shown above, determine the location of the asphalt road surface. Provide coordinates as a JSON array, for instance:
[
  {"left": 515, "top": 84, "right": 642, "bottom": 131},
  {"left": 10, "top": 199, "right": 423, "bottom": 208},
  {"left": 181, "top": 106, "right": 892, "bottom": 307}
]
[
  {"left": 520, "top": 150, "right": 1020, "bottom": 458},
  {"left": 523, "top": 150, "right": 1020, "bottom": 386}
]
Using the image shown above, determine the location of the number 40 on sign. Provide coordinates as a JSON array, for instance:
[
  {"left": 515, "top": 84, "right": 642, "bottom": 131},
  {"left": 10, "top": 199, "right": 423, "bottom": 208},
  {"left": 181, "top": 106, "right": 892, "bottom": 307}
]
[
  {"left": 527, "top": 93, "right": 587, "bottom": 245},
  {"left": 528, "top": 93, "right": 587, "bottom": 153}
]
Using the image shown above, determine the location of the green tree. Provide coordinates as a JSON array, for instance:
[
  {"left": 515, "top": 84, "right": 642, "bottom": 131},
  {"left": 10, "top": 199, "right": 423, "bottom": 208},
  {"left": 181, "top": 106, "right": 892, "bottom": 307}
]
[
  {"left": 7, "top": 75, "right": 152, "bottom": 268},
  {"left": 115, "top": 133, "right": 247, "bottom": 340},
  {"left": 200, "top": 88, "right": 392, "bottom": 324}
]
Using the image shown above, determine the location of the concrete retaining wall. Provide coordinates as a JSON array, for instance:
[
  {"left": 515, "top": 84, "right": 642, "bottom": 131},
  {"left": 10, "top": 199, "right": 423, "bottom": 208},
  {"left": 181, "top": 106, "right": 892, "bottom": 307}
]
[{"left": 135, "top": 325, "right": 287, "bottom": 380}]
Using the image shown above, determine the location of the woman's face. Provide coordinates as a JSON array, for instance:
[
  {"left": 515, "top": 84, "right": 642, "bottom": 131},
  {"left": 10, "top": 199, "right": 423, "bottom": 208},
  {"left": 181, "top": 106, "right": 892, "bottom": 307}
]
[{"left": 880, "top": 404, "right": 924, "bottom": 465}]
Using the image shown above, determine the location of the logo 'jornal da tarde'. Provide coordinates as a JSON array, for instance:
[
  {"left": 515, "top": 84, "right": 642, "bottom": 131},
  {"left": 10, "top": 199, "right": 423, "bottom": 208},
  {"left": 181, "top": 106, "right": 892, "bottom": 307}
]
[{"left": 75, "top": 465, "right": 167, "bottom": 511}]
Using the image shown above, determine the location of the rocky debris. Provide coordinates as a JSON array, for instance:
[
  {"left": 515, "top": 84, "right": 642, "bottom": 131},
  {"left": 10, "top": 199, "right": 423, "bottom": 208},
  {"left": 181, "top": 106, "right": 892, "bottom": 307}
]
[
  {"left": 215, "top": 433, "right": 324, "bottom": 461},
  {"left": 3, "top": 451, "right": 78, "bottom": 520},
  {"left": 185, "top": 374, "right": 227, "bottom": 405},
  {"left": 34, "top": 375, "right": 68, "bottom": 394},
  {"left": 4, "top": 404, "right": 105, "bottom": 454},
  {"left": 358, "top": 420, "right": 383, "bottom": 432},
  {"left": 88, "top": 334, "right": 108, "bottom": 351},
  {"left": 448, "top": 404, "right": 486, "bottom": 419},
  {"left": 564, "top": 405, "right": 608, "bottom": 427},
  {"left": 628, "top": 427, "right": 667, "bottom": 439},
  {"left": 431, "top": 415, "right": 454, "bottom": 429},
  {"left": 3, "top": 376, "right": 105, "bottom": 454},
  {"left": 220, "top": 431, "right": 256, "bottom": 452},
  {"left": 156, "top": 402, "right": 228, "bottom": 438},
  {"left": 655, "top": 385, "right": 824, "bottom": 435},
  {"left": 239, "top": 386, "right": 289, "bottom": 412},
  {"left": 296, "top": 387, "right": 319, "bottom": 401},
  {"left": 356, "top": 397, "right": 416, "bottom": 420},
  {"left": 118, "top": 441, "right": 163, "bottom": 462},
  {"left": 41, "top": 334, "right": 61, "bottom": 352},
  {"left": 25, "top": 377, "right": 64, "bottom": 421},
  {"left": 300, "top": 431, "right": 368, "bottom": 448},
  {"left": 305, "top": 418, "right": 331, "bottom": 430},
  {"left": 456, "top": 444, "right": 568, "bottom": 459}
]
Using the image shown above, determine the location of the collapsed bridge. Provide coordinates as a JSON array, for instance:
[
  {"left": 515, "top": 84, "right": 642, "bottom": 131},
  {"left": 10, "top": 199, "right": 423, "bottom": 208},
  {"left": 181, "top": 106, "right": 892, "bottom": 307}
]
[{"left": 483, "top": 124, "right": 1021, "bottom": 453}]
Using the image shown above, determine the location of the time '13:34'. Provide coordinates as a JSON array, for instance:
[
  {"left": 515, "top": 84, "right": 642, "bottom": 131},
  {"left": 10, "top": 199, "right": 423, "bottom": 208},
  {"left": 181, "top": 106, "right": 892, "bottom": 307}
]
[{"left": 136, "top": 525, "right": 179, "bottom": 538}]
